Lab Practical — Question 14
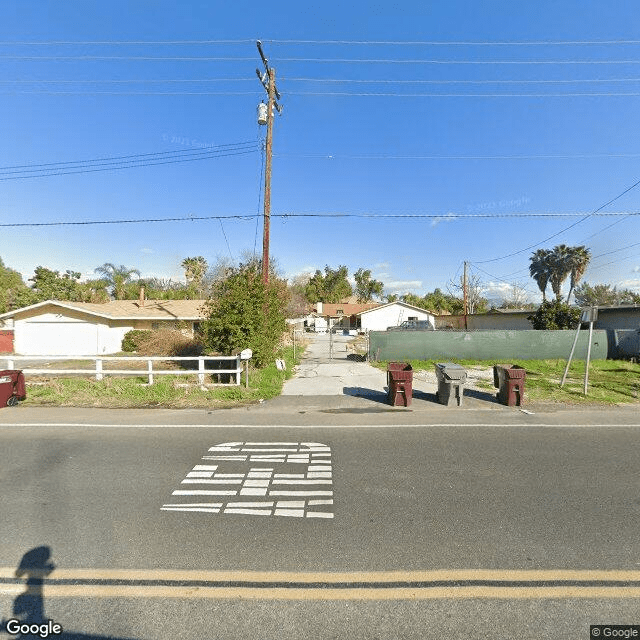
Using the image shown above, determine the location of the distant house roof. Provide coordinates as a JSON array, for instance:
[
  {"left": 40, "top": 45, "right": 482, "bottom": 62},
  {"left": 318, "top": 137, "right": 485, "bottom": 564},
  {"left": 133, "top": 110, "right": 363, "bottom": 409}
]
[
  {"left": 356, "top": 301, "right": 436, "bottom": 316},
  {"left": 317, "top": 302, "right": 381, "bottom": 317},
  {"left": 0, "top": 299, "right": 208, "bottom": 321}
]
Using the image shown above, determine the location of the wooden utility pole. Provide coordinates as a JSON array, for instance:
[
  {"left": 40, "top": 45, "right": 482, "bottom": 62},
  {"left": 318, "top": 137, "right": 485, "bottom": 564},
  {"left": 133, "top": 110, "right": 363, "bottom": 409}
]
[
  {"left": 463, "top": 261, "right": 468, "bottom": 331},
  {"left": 256, "top": 41, "right": 282, "bottom": 284}
]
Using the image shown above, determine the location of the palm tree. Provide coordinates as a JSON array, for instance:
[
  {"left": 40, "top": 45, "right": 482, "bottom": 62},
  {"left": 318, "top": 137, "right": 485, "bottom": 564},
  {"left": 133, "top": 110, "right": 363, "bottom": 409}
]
[
  {"left": 181, "top": 256, "right": 208, "bottom": 296},
  {"left": 565, "top": 245, "right": 591, "bottom": 303},
  {"left": 529, "top": 249, "right": 552, "bottom": 301},
  {"left": 548, "top": 244, "right": 572, "bottom": 301},
  {"left": 94, "top": 263, "right": 141, "bottom": 300}
]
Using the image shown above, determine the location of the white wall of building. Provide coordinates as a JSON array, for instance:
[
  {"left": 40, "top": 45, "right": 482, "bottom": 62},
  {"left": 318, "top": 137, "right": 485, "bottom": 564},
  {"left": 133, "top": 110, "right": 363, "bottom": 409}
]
[
  {"left": 13, "top": 310, "right": 137, "bottom": 355},
  {"left": 360, "top": 304, "right": 435, "bottom": 332}
]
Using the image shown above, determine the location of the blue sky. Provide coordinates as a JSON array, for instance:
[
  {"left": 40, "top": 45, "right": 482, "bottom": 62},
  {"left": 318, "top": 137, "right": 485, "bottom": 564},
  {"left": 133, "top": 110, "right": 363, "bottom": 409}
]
[{"left": 2, "top": 1, "right": 640, "bottom": 304}]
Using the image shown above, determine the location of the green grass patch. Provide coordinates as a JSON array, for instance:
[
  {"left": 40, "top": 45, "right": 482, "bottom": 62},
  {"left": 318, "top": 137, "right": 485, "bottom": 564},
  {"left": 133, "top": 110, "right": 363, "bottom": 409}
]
[
  {"left": 23, "top": 345, "right": 306, "bottom": 409},
  {"left": 371, "top": 358, "right": 640, "bottom": 406}
]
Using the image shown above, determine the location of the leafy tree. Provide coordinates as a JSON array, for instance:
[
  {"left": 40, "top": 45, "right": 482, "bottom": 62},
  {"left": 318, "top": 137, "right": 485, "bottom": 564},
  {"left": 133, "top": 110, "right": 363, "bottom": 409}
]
[
  {"left": 181, "top": 256, "right": 208, "bottom": 297},
  {"left": 574, "top": 282, "right": 640, "bottom": 306},
  {"left": 354, "top": 268, "right": 384, "bottom": 303},
  {"left": 30, "top": 267, "right": 82, "bottom": 301},
  {"left": 423, "top": 288, "right": 457, "bottom": 313},
  {"left": 384, "top": 293, "right": 399, "bottom": 303},
  {"left": 76, "top": 279, "right": 110, "bottom": 303},
  {"left": 200, "top": 258, "right": 289, "bottom": 367},
  {"left": 0, "top": 258, "right": 37, "bottom": 312},
  {"left": 304, "top": 265, "right": 352, "bottom": 303},
  {"left": 123, "top": 277, "right": 192, "bottom": 300},
  {"left": 528, "top": 300, "right": 581, "bottom": 330},
  {"left": 94, "top": 263, "right": 141, "bottom": 300}
]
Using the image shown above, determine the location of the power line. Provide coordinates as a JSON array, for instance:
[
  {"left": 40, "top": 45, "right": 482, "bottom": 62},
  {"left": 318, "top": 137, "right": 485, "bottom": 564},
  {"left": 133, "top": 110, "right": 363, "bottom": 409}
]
[
  {"left": 5, "top": 90, "right": 640, "bottom": 98},
  {"left": 0, "top": 148, "right": 259, "bottom": 181},
  {"left": 219, "top": 219, "right": 233, "bottom": 260},
  {"left": 0, "top": 55, "right": 255, "bottom": 61},
  {"left": 469, "top": 262, "right": 537, "bottom": 293},
  {"left": 0, "top": 78, "right": 255, "bottom": 83},
  {"left": 474, "top": 175, "right": 640, "bottom": 264},
  {"left": 5, "top": 210, "right": 640, "bottom": 228},
  {"left": 0, "top": 90, "right": 260, "bottom": 96},
  {"left": 5, "top": 55, "right": 640, "bottom": 64},
  {"left": 0, "top": 39, "right": 256, "bottom": 45},
  {"left": 280, "top": 76, "right": 640, "bottom": 84},
  {"left": 6, "top": 77, "right": 640, "bottom": 86},
  {"left": 274, "top": 57, "right": 640, "bottom": 65},
  {"left": 2, "top": 38, "right": 640, "bottom": 46},
  {"left": 285, "top": 91, "right": 640, "bottom": 97},
  {"left": 266, "top": 39, "right": 640, "bottom": 46},
  {"left": 5, "top": 77, "right": 640, "bottom": 85},
  {"left": 0, "top": 140, "right": 259, "bottom": 172},
  {"left": 275, "top": 152, "right": 640, "bottom": 160},
  {"left": 0, "top": 214, "right": 258, "bottom": 227}
]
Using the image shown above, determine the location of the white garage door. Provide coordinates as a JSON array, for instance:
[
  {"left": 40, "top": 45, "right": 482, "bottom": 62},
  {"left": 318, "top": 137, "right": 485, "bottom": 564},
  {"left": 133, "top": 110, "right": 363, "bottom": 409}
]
[{"left": 16, "top": 322, "right": 99, "bottom": 355}]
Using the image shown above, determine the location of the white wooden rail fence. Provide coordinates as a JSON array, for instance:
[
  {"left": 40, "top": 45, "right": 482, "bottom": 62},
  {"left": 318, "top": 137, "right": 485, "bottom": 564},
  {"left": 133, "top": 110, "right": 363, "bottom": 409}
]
[{"left": 1, "top": 355, "right": 242, "bottom": 386}]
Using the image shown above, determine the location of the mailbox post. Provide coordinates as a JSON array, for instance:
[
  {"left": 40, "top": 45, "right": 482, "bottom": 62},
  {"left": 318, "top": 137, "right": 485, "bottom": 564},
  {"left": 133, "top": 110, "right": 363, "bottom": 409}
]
[{"left": 240, "top": 348, "right": 252, "bottom": 389}]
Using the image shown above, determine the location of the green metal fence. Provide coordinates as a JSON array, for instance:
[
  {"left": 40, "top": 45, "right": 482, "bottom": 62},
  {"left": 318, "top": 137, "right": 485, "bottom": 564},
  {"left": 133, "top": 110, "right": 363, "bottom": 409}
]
[{"left": 368, "top": 330, "right": 607, "bottom": 362}]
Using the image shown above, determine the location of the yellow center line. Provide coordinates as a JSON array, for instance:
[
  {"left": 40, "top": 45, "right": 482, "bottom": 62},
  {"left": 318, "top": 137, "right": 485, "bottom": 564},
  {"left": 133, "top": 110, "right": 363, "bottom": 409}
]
[{"left": 1, "top": 569, "right": 640, "bottom": 600}]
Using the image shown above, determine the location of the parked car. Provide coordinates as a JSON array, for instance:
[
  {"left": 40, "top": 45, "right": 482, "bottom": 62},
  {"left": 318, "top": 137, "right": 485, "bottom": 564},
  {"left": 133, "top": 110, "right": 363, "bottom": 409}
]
[{"left": 387, "top": 320, "right": 435, "bottom": 331}]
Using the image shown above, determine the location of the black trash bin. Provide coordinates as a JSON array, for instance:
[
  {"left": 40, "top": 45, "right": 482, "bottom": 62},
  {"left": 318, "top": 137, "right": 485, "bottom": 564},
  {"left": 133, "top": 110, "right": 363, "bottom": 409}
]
[
  {"left": 0, "top": 369, "right": 26, "bottom": 407},
  {"left": 387, "top": 362, "right": 413, "bottom": 407},
  {"left": 435, "top": 363, "right": 467, "bottom": 406}
]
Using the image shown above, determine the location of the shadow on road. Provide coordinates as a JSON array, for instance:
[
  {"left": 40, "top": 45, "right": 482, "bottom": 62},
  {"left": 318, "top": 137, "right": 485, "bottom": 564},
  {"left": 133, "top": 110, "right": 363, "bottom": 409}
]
[
  {"left": 1, "top": 546, "right": 136, "bottom": 640},
  {"left": 342, "top": 386, "right": 440, "bottom": 406}
]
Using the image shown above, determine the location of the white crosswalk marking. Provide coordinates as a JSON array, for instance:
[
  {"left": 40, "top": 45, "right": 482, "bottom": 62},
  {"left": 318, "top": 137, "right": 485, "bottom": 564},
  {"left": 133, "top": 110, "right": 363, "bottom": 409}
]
[{"left": 162, "top": 442, "right": 334, "bottom": 518}]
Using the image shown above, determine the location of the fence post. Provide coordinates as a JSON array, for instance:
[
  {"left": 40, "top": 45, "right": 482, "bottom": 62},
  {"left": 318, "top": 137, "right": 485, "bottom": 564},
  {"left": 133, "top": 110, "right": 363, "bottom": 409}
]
[
  {"left": 198, "top": 357, "right": 205, "bottom": 385},
  {"left": 148, "top": 359, "right": 153, "bottom": 385},
  {"left": 96, "top": 359, "right": 103, "bottom": 381},
  {"left": 236, "top": 355, "right": 241, "bottom": 386}
]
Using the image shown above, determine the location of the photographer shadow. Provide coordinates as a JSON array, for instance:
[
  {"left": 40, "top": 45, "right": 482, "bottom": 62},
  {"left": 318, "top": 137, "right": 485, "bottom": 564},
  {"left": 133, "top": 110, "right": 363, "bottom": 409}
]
[{"left": 1, "top": 546, "right": 135, "bottom": 639}]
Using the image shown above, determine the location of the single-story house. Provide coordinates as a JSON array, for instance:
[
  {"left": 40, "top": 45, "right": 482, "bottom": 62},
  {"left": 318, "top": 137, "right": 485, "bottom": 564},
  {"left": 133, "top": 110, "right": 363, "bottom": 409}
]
[
  {"left": 313, "top": 300, "right": 381, "bottom": 330},
  {"left": 0, "top": 299, "right": 207, "bottom": 356},
  {"left": 357, "top": 301, "right": 436, "bottom": 332}
]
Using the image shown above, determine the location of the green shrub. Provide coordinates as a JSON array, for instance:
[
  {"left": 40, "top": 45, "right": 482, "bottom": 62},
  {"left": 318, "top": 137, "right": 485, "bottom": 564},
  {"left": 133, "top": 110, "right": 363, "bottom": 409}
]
[
  {"left": 528, "top": 300, "right": 581, "bottom": 330},
  {"left": 199, "top": 259, "right": 289, "bottom": 367},
  {"left": 121, "top": 329, "right": 152, "bottom": 352}
]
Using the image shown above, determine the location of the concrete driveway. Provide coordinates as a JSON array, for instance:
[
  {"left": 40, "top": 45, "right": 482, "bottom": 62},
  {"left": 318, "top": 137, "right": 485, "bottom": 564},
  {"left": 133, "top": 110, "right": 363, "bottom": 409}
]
[
  {"left": 280, "top": 333, "right": 505, "bottom": 410},
  {"left": 282, "top": 332, "right": 386, "bottom": 396}
]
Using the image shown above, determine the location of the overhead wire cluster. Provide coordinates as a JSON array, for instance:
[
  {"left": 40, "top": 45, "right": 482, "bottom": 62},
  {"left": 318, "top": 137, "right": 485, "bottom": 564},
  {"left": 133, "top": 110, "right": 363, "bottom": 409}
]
[
  {"left": 0, "top": 141, "right": 260, "bottom": 180},
  {"left": 2, "top": 37, "right": 640, "bottom": 291}
]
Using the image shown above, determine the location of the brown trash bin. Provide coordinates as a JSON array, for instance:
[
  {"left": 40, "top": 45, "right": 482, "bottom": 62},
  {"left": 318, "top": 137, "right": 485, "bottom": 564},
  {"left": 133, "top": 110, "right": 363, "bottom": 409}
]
[
  {"left": 387, "top": 362, "right": 413, "bottom": 407},
  {"left": 493, "top": 364, "right": 526, "bottom": 406},
  {"left": 0, "top": 369, "right": 26, "bottom": 407}
]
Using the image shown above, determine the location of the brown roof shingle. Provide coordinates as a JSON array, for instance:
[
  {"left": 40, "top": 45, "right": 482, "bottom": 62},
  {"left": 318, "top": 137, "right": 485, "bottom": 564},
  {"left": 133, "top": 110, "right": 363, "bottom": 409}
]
[{"left": 69, "top": 299, "right": 208, "bottom": 319}]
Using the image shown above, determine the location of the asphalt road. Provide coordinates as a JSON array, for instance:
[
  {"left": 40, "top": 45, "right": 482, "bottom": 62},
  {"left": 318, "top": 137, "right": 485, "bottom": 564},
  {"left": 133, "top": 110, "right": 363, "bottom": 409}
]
[{"left": 1, "top": 405, "right": 640, "bottom": 639}]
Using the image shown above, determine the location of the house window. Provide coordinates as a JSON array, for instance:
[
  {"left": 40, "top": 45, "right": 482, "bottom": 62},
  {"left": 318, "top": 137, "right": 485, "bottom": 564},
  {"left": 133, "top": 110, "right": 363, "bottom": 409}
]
[{"left": 408, "top": 316, "right": 418, "bottom": 321}]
